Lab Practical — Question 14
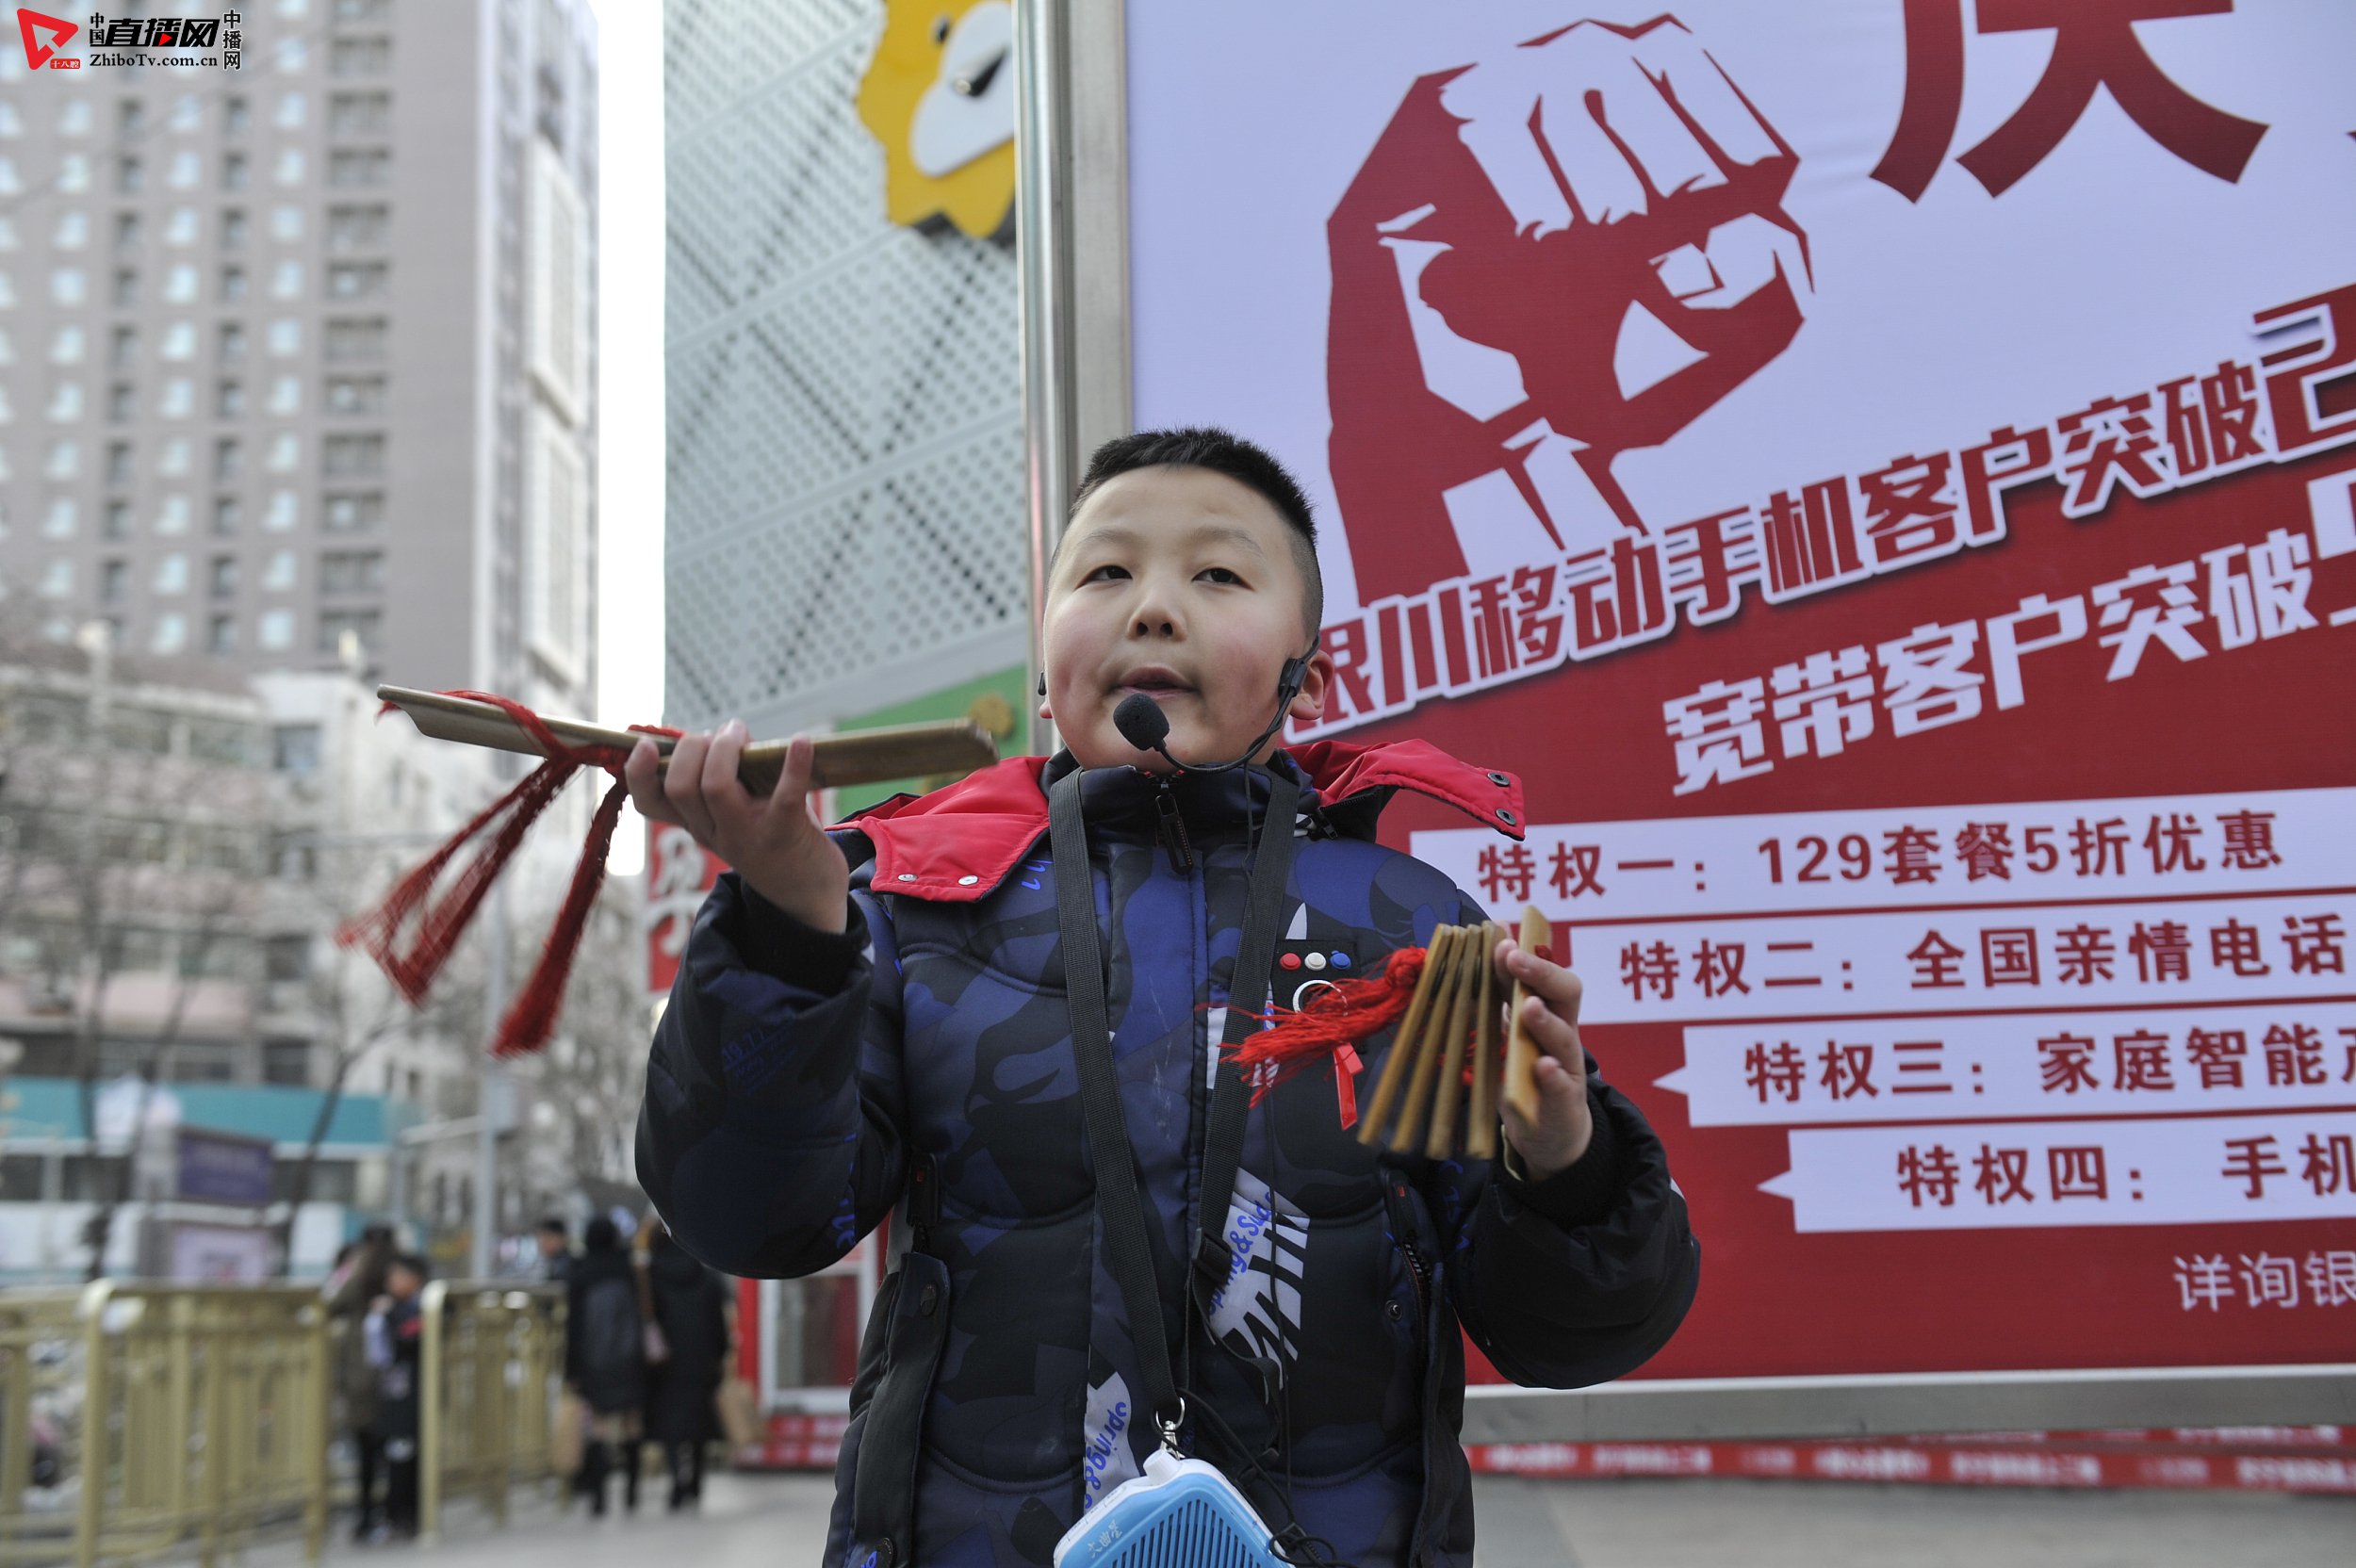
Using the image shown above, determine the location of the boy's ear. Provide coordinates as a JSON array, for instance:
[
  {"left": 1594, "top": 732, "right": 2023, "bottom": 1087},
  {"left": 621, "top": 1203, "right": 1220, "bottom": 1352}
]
[{"left": 1286, "top": 647, "right": 1336, "bottom": 726}]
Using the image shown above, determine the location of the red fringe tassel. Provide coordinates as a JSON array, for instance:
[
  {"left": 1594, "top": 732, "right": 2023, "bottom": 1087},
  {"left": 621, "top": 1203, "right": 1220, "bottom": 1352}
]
[
  {"left": 1227, "top": 946, "right": 1430, "bottom": 1128},
  {"left": 336, "top": 690, "right": 678, "bottom": 1058}
]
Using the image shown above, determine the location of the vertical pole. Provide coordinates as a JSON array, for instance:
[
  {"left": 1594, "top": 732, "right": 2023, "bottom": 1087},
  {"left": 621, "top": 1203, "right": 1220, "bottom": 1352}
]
[
  {"left": 418, "top": 1280, "right": 444, "bottom": 1545},
  {"left": 1015, "top": 0, "right": 1075, "bottom": 760},
  {"left": 303, "top": 1299, "right": 329, "bottom": 1565},
  {"left": 472, "top": 881, "right": 508, "bottom": 1282},
  {"left": 73, "top": 1282, "right": 111, "bottom": 1568}
]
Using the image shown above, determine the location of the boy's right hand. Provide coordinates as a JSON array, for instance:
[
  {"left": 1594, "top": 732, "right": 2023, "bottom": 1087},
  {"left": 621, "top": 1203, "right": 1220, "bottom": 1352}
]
[{"left": 624, "top": 722, "right": 851, "bottom": 935}]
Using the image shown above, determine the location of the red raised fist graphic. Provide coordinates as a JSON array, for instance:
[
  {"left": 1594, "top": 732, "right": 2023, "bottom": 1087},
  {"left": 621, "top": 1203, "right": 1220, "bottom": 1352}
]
[{"left": 1328, "top": 16, "right": 1810, "bottom": 606}]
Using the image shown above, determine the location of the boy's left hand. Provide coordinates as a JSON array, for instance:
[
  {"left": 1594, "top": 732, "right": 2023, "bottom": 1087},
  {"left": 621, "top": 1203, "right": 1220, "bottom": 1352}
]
[{"left": 1491, "top": 936, "right": 1593, "bottom": 1181}]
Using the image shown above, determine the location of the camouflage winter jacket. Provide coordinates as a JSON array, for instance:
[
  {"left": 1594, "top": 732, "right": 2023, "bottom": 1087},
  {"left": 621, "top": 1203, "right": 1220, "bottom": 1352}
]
[{"left": 636, "top": 743, "right": 1699, "bottom": 1568}]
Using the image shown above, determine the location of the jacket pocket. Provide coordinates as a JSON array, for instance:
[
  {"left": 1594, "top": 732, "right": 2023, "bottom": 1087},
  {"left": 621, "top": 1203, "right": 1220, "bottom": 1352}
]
[{"left": 848, "top": 1250, "right": 951, "bottom": 1568}]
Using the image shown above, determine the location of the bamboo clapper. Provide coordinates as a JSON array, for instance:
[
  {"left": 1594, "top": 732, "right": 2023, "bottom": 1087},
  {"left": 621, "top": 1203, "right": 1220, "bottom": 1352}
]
[
  {"left": 1355, "top": 907, "right": 1549, "bottom": 1160},
  {"left": 376, "top": 685, "right": 999, "bottom": 794}
]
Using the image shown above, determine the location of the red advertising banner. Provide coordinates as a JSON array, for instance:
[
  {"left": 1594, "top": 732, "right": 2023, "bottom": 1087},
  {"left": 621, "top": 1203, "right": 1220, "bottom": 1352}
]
[
  {"left": 646, "top": 822, "right": 725, "bottom": 998},
  {"left": 1124, "top": 0, "right": 2356, "bottom": 1380}
]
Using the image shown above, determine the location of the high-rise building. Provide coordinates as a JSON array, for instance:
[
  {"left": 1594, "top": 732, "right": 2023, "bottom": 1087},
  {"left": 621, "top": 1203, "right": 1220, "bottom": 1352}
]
[{"left": 0, "top": 0, "right": 599, "bottom": 719}]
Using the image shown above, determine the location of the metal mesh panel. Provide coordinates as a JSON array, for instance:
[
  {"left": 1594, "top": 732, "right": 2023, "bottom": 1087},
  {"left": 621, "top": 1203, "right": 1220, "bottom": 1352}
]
[{"left": 664, "top": 0, "right": 1026, "bottom": 736}]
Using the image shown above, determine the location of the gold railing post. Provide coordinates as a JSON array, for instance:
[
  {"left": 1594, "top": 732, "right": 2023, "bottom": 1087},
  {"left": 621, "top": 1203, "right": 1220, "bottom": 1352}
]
[
  {"left": 72, "top": 1282, "right": 112, "bottom": 1568},
  {"left": 417, "top": 1280, "right": 445, "bottom": 1545},
  {"left": 303, "top": 1298, "right": 330, "bottom": 1565},
  {"left": 198, "top": 1298, "right": 227, "bottom": 1568}
]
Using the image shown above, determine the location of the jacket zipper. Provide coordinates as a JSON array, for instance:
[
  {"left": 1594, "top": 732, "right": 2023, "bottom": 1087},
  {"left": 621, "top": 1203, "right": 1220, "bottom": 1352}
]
[{"left": 1153, "top": 779, "right": 1196, "bottom": 874}]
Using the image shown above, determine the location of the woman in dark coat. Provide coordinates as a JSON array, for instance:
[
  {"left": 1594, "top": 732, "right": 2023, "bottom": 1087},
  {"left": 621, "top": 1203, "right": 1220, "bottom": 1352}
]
[
  {"left": 640, "top": 1214, "right": 733, "bottom": 1510},
  {"left": 564, "top": 1216, "right": 648, "bottom": 1514}
]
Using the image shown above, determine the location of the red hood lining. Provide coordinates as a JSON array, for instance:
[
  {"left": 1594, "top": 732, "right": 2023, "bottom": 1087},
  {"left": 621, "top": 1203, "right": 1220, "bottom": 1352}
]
[{"left": 835, "top": 739, "right": 1524, "bottom": 904}]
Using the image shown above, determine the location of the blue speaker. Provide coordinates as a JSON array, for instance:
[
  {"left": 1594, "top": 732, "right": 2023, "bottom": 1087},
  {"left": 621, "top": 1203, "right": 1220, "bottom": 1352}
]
[{"left": 1054, "top": 1451, "right": 1287, "bottom": 1567}]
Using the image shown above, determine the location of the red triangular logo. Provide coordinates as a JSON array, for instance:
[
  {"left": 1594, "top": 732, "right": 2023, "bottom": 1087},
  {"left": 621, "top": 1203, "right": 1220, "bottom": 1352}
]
[{"left": 17, "top": 9, "right": 76, "bottom": 70}]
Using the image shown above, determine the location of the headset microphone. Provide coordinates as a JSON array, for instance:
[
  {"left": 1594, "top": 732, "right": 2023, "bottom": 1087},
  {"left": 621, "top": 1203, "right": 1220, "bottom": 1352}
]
[{"left": 1112, "top": 651, "right": 1313, "bottom": 776}]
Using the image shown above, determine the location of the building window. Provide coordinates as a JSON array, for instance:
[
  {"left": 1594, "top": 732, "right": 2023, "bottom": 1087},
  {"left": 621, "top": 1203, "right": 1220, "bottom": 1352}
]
[
  {"left": 106, "top": 441, "right": 136, "bottom": 484},
  {"left": 325, "top": 375, "right": 386, "bottom": 415},
  {"left": 162, "top": 322, "right": 198, "bottom": 361},
  {"left": 152, "top": 613, "right": 188, "bottom": 655},
  {"left": 215, "top": 438, "right": 242, "bottom": 482},
  {"left": 267, "top": 491, "right": 299, "bottom": 531},
  {"left": 118, "top": 155, "right": 143, "bottom": 194},
  {"left": 112, "top": 268, "right": 138, "bottom": 307},
  {"left": 263, "top": 549, "right": 298, "bottom": 591},
  {"left": 329, "top": 92, "right": 391, "bottom": 137},
  {"left": 115, "top": 212, "right": 142, "bottom": 251},
  {"left": 219, "top": 323, "right": 247, "bottom": 364},
  {"left": 331, "top": 38, "right": 392, "bottom": 76},
  {"left": 527, "top": 410, "right": 588, "bottom": 676},
  {"left": 258, "top": 609, "right": 295, "bottom": 650},
  {"left": 323, "top": 433, "right": 384, "bottom": 476},
  {"left": 165, "top": 207, "right": 200, "bottom": 246},
  {"left": 221, "top": 152, "right": 247, "bottom": 190},
  {"left": 155, "top": 554, "right": 190, "bottom": 595},
  {"left": 221, "top": 209, "right": 247, "bottom": 250},
  {"left": 164, "top": 265, "right": 199, "bottom": 302},
  {"left": 327, "top": 261, "right": 387, "bottom": 299},
  {"left": 328, "top": 205, "right": 389, "bottom": 252},
  {"left": 210, "top": 556, "right": 239, "bottom": 597},
  {"left": 269, "top": 374, "right": 301, "bottom": 415},
  {"left": 208, "top": 614, "right": 237, "bottom": 655},
  {"left": 53, "top": 210, "right": 88, "bottom": 248},
  {"left": 105, "top": 498, "right": 133, "bottom": 538},
  {"left": 159, "top": 379, "right": 195, "bottom": 418},
  {"left": 323, "top": 493, "right": 382, "bottom": 531},
  {"left": 156, "top": 495, "right": 192, "bottom": 534},
  {"left": 274, "top": 148, "right": 305, "bottom": 187},
  {"left": 319, "top": 549, "right": 384, "bottom": 593},
  {"left": 276, "top": 91, "right": 306, "bottom": 130},
  {"left": 101, "top": 559, "right": 128, "bottom": 603},
  {"left": 169, "top": 150, "right": 201, "bottom": 189},
  {"left": 213, "top": 496, "right": 241, "bottom": 535},
  {"left": 268, "top": 433, "right": 302, "bottom": 473},
  {"left": 220, "top": 265, "right": 247, "bottom": 302},
  {"left": 216, "top": 379, "right": 245, "bottom": 418},
  {"left": 42, "top": 498, "right": 76, "bottom": 537},
  {"left": 324, "top": 318, "right": 388, "bottom": 362},
  {"left": 272, "top": 261, "right": 303, "bottom": 299},
  {"left": 529, "top": 141, "right": 589, "bottom": 421},
  {"left": 271, "top": 205, "right": 303, "bottom": 242},
  {"left": 224, "top": 96, "right": 250, "bottom": 137},
  {"left": 328, "top": 151, "right": 390, "bottom": 188},
  {"left": 318, "top": 609, "right": 381, "bottom": 655},
  {"left": 269, "top": 318, "right": 303, "bottom": 356},
  {"left": 50, "top": 268, "right": 86, "bottom": 305}
]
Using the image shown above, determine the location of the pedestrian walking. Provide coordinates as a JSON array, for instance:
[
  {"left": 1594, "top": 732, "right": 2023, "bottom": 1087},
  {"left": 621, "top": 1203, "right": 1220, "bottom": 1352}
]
[
  {"left": 564, "top": 1217, "right": 649, "bottom": 1515},
  {"left": 640, "top": 1215, "right": 733, "bottom": 1510},
  {"left": 323, "top": 1225, "right": 394, "bottom": 1542}
]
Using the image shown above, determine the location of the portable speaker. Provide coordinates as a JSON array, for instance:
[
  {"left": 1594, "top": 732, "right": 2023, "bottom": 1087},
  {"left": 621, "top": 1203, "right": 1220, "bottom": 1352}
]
[{"left": 1053, "top": 1449, "right": 1286, "bottom": 1567}]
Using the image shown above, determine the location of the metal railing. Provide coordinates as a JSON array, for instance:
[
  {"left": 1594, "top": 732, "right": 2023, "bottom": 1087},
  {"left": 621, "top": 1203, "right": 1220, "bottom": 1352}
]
[
  {"left": 0, "top": 1281, "right": 564, "bottom": 1566},
  {"left": 416, "top": 1281, "right": 564, "bottom": 1544}
]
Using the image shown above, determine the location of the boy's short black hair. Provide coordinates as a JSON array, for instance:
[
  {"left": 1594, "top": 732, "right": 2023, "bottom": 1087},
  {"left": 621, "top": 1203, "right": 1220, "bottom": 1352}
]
[
  {"left": 1069, "top": 427, "right": 1324, "bottom": 641},
  {"left": 390, "top": 1252, "right": 429, "bottom": 1281},
  {"left": 584, "top": 1216, "right": 621, "bottom": 1253},
  {"left": 537, "top": 1216, "right": 567, "bottom": 1239}
]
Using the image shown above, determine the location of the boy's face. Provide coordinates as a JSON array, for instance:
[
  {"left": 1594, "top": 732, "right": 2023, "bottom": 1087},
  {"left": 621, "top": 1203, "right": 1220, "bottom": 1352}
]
[
  {"left": 386, "top": 1265, "right": 421, "bottom": 1299},
  {"left": 1040, "top": 466, "right": 1333, "bottom": 772}
]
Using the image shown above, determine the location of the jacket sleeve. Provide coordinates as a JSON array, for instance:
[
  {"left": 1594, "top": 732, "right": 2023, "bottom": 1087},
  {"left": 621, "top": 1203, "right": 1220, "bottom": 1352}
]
[
  {"left": 634, "top": 858, "right": 910, "bottom": 1280},
  {"left": 1420, "top": 889, "right": 1701, "bottom": 1389}
]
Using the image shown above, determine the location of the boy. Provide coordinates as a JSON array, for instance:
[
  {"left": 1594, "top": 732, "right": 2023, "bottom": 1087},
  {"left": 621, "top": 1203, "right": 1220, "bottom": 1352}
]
[
  {"left": 364, "top": 1252, "right": 429, "bottom": 1541},
  {"left": 630, "top": 428, "right": 1697, "bottom": 1567}
]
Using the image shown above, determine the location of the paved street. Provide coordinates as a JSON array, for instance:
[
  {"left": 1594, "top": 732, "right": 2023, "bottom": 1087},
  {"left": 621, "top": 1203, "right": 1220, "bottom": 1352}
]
[{"left": 223, "top": 1470, "right": 2356, "bottom": 1568}]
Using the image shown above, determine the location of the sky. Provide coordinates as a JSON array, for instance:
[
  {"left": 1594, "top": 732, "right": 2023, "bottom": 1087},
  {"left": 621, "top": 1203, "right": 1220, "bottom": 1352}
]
[{"left": 591, "top": 0, "right": 664, "bottom": 874}]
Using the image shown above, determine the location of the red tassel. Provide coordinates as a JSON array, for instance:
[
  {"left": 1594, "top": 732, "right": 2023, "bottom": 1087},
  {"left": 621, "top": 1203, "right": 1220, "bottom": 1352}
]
[
  {"left": 1227, "top": 946, "right": 1428, "bottom": 1111},
  {"left": 336, "top": 690, "right": 679, "bottom": 1057}
]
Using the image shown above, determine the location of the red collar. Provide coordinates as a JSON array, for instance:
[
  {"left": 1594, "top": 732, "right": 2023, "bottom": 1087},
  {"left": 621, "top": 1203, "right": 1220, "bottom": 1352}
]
[{"left": 836, "top": 740, "right": 1525, "bottom": 903}]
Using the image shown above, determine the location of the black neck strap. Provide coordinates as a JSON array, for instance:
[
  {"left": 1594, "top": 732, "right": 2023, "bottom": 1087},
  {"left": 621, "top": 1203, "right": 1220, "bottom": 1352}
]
[{"left": 1048, "top": 763, "right": 1301, "bottom": 1451}]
